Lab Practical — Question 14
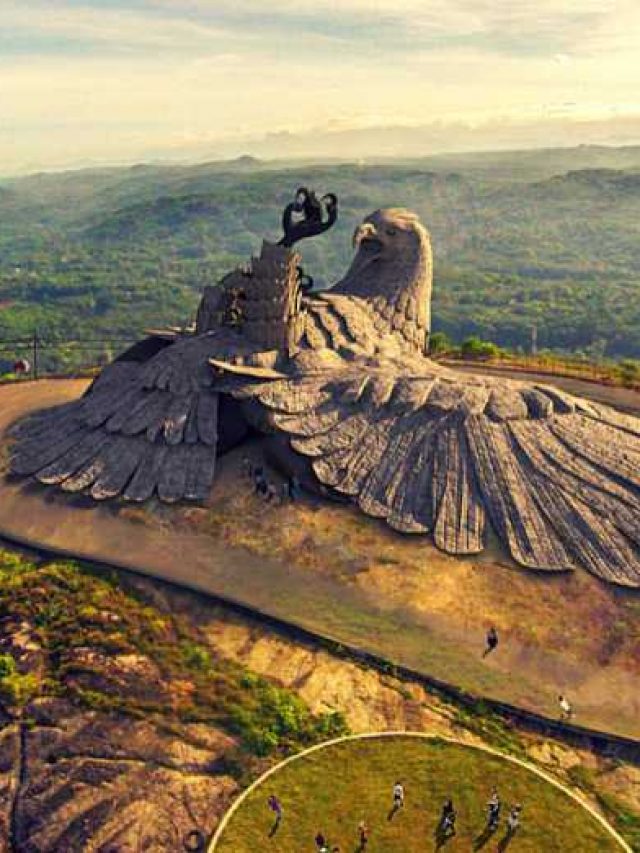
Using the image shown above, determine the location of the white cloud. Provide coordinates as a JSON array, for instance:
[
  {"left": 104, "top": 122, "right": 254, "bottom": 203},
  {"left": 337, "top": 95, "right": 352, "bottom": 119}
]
[
  {"left": 2, "top": 0, "right": 631, "bottom": 56},
  {"left": 0, "top": 0, "right": 639, "bottom": 174},
  {"left": 0, "top": 2, "right": 247, "bottom": 51}
]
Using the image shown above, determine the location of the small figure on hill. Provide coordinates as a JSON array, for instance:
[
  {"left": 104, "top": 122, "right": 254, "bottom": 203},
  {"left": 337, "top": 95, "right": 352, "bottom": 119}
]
[
  {"left": 314, "top": 831, "right": 327, "bottom": 851},
  {"left": 282, "top": 475, "right": 301, "bottom": 502},
  {"left": 242, "top": 457, "right": 253, "bottom": 479},
  {"left": 357, "top": 819, "right": 370, "bottom": 849},
  {"left": 265, "top": 482, "right": 278, "bottom": 503},
  {"left": 388, "top": 780, "right": 405, "bottom": 820},
  {"left": 439, "top": 798, "right": 456, "bottom": 837},
  {"left": 486, "top": 787, "right": 501, "bottom": 830},
  {"left": 483, "top": 625, "right": 499, "bottom": 657},
  {"left": 253, "top": 465, "right": 266, "bottom": 492},
  {"left": 254, "top": 467, "right": 268, "bottom": 497},
  {"left": 497, "top": 804, "right": 523, "bottom": 851},
  {"left": 267, "top": 794, "right": 282, "bottom": 835},
  {"left": 558, "top": 694, "right": 573, "bottom": 720},
  {"left": 182, "top": 829, "right": 205, "bottom": 852},
  {"left": 506, "top": 803, "right": 522, "bottom": 833}
]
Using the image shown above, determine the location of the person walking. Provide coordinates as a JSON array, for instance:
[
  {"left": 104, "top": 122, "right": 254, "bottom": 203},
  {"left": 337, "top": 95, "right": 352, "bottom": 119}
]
[
  {"left": 507, "top": 803, "right": 522, "bottom": 833},
  {"left": 388, "top": 780, "right": 405, "bottom": 820},
  {"left": 254, "top": 467, "right": 267, "bottom": 496},
  {"left": 558, "top": 695, "right": 573, "bottom": 720},
  {"left": 267, "top": 794, "right": 282, "bottom": 835},
  {"left": 483, "top": 626, "right": 499, "bottom": 657},
  {"left": 486, "top": 787, "right": 501, "bottom": 830},
  {"left": 357, "top": 820, "right": 370, "bottom": 849},
  {"left": 242, "top": 457, "right": 253, "bottom": 480},
  {"left": 315, "top": 831, "right": 327, "bottom": 851},
  {"left": 439, "top": 798, "right": 456, "bottom": 837}
]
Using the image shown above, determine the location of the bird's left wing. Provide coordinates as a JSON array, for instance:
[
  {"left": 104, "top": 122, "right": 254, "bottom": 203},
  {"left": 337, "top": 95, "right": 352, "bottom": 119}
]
[
  {"left": 8, "top": 331, "right": 251, "bottom": 503},
  {"left": 230, "top": 363, "right": 640, "bottom": 586}
]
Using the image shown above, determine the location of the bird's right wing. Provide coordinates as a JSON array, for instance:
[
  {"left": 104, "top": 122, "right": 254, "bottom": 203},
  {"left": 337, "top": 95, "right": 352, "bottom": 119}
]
[{"left": 228, "top": 362, "right": 640, "bottom": 587}]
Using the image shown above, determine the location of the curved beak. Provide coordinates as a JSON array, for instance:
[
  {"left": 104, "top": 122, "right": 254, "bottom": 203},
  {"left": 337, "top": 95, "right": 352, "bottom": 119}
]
[{"left": 352, "top": 221, "right": 378, "bottom": 249}]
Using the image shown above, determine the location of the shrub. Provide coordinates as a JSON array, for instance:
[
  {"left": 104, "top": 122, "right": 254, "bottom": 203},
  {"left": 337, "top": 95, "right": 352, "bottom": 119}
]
[
  {"left": 461, "top": 336, "right": 502, "bottom": 360},
  {"left": 0, "top": 671, "right": 40, "bottom": 706},
  {"left": 429, "top": 331, "right": 452, "bottom": 355},
  {"left": 615, "top": 359, "right": 640, "bottom": 387},
  {"left": 0, "top": 653, "right": 17, "bottom": 678},
  {"left": 180, "top": 641, "right": 212, "bottom": 673}
]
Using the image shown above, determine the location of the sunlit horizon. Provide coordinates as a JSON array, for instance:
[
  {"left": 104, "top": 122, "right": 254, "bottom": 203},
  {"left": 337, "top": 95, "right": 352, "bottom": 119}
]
[{"left": 1, "top": 0, "right": 639, "bottom": 176}]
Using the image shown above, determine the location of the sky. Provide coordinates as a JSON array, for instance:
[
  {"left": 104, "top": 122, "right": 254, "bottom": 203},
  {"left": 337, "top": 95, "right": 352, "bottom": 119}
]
[{"left": 0, "top": 0, "right": 639, "bottom": 174}]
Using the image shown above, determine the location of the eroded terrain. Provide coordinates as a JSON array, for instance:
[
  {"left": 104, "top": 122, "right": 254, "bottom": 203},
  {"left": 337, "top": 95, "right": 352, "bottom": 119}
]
[{"left": 0, "top": 554, "right": 638, "bottom": 852}]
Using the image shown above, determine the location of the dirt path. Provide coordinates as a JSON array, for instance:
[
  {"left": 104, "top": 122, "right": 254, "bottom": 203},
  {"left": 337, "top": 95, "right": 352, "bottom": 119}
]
[{"left": 0, "top": 380, "right": 638, "bottom": 740}]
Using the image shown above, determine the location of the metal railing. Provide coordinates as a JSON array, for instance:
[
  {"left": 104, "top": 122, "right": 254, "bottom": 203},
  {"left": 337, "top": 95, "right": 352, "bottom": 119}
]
[{"left": 0, "top": 330, "right": 140, "bottom": 379}]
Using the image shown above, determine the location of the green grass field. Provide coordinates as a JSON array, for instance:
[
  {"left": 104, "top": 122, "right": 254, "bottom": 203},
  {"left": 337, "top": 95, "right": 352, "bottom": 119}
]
[{"left": 213, "top": 736, "right": 624, "bottom": 852}]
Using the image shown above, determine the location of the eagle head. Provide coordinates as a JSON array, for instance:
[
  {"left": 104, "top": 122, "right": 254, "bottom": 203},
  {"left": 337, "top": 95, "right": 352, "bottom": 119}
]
[{"left": 333, "top": 208, "right": 432, "bottom": 345}]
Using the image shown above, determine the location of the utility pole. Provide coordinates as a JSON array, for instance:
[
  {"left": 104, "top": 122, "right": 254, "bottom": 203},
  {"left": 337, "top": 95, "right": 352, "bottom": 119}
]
[
  {"left": 530, "top": 324, "right": 538, "bottom": 357},
  {"left": 32, "top": 329, "right": 39, "bottom": 380}
]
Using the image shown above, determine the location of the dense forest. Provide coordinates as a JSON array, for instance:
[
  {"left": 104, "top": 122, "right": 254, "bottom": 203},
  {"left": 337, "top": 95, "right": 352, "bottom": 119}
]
[{"left": 1, "top": 145, "right": 639, "bottom": 371}]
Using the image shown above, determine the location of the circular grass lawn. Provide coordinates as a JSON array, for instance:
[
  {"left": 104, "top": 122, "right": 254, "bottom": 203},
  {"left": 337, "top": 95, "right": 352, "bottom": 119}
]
[{"left": 212, "top": 735, "right": 627, "bottom": 852}]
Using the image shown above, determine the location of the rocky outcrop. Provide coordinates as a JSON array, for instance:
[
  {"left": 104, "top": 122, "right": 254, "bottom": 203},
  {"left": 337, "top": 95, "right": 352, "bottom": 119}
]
[{"left": 2, "top": 698, "right": 235, "bottom": 852}]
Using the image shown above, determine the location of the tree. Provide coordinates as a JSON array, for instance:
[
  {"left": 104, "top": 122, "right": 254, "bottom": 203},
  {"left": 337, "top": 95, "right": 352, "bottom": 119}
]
[{"left": 429, "top": 331, "right": 452, "bottom": 355}]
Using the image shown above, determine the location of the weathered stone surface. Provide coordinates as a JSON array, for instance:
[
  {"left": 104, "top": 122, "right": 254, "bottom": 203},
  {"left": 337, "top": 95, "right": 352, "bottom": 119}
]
[{"left": 8, "top": 207, "right": 640, "bottom": 586}]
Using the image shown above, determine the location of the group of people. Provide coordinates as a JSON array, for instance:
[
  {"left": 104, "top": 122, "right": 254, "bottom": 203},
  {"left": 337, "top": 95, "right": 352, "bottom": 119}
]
[
  {"left": 391, "top": 781, "right": 522, "bottom": 844},
  {"left": 242, "top": 457, "right": 301, "bottom": 505},
  {"left": 313, "top": 824, "right": 369, "bottom": 853},
  {"left": 483, "top": 788, "right": 522, "bottom": 836},
  {"left": 482, "top": 626, "right": 575, "bottom": 722},
  {"left": 266, "top": 782, "right": 523, "bottom": 849}
]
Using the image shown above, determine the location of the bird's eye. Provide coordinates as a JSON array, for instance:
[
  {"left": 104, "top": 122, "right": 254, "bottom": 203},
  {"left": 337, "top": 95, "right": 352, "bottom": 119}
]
[{"left": 386, "top": 227, "right": 397, "bottom": 236}]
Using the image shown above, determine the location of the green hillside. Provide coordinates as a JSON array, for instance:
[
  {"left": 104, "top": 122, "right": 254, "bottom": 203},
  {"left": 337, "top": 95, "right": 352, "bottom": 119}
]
[
  {"left": 1, "top": 148, "right": 639, "bottom": 370},
  {"left": 214, "top": 736, "right": 626, "bottom": 853}
]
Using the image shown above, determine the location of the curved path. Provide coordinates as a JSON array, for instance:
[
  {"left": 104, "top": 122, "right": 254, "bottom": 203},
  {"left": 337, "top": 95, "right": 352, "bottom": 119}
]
[
  {"left": 210, "top": 732, "right": 632, "bottom": 852},
  {"left": 0, "top": 380, "right": 638, "bottom": 754}
]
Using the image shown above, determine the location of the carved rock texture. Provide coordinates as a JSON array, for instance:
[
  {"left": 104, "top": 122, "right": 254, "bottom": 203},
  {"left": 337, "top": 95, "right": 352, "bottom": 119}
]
[
  {"left": 230, "top": 363, "right": 640, "bottom": 586},
  {"left": 8, "top": 208, "right": 640, "bottom": 586}
]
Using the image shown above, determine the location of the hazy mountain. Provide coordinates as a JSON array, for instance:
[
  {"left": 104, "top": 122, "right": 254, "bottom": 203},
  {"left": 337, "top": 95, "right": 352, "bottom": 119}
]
[{"left": 0, "top": 147, "right": 639, "bottom": 371}]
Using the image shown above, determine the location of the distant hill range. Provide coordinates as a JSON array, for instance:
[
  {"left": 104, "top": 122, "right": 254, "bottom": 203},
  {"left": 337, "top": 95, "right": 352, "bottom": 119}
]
[{"left": 0, "top": 145, "right": 639, "bottom": 368}]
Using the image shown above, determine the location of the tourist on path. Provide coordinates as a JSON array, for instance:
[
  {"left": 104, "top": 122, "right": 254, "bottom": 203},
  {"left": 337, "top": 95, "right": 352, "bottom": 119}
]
[
  {"left": 483, "top": 626, "right": 499, "bottom": 657},
  {"left": 558, "top": 695, "right": 573, "bottom": 720},
  {"left": 242, "top": 457, "right": 253, "bottom": 480}
]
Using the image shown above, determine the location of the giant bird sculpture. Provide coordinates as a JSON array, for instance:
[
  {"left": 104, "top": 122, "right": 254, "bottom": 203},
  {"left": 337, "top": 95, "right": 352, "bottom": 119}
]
[{"left": 8, "top": 195, "right": 640, "bottom": 587}]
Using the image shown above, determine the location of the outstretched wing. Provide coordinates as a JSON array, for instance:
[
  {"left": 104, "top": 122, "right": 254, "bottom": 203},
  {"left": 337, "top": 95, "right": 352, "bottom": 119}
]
[
  {"left": 231, "top": 364, "right": 640, "bottom": 587},
  {"left": 8, "top": 332, "right": 247, "bottom": 503}
]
